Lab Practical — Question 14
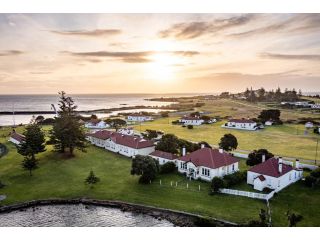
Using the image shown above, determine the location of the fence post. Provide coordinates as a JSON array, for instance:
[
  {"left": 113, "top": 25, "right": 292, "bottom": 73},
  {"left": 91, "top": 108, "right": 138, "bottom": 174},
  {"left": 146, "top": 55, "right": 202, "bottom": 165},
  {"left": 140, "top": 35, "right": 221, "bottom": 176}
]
[
  {"left": 150, "top": 180, "right": 151, "bottom": 184},
  {"left": 187, "top": 183, "right": 189, "bottom": 189},
  {"left": 160, "top": 179, "right": 162, "bottom": 185},
  {"left": 176, "top": 182, "right": 178, "bottom": 187},
  {"left": 170, "top": 181, "right": 172, "bottom": 187},
  {"left": 199, "top": 185, "right": 201, "bottom": 191}
]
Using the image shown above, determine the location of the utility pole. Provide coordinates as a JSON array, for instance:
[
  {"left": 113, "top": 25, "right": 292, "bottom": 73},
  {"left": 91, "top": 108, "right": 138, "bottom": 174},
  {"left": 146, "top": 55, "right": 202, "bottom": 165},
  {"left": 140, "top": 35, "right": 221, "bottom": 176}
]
[{"left": 315, "top": 139, "right": 319, "bottom": 165}]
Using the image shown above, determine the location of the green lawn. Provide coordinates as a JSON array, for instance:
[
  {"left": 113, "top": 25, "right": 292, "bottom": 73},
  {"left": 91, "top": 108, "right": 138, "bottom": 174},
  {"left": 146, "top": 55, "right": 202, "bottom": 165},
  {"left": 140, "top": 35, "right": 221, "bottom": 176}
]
[
  {"left": 0, "top": 127, "right": 319, "bottom": 226},
  {"left": 133, "top": 116, "right": 320, "bottom": 161}
]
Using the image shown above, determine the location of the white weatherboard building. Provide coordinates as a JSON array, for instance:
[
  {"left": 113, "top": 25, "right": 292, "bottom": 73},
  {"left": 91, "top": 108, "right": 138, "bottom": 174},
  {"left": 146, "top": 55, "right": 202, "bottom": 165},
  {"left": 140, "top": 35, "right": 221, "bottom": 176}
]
[
  {"left": 179, "top": 116, "right": 204, "bottom": 126},
  {"left": 84, "top": 119, "right": 109, "bottom": 129},
  {"left": 127, "top": 114, "right": 153, "bottom": 122},
  {"left": 247, "top": 157, "right": 303, "bottom": 191},
  {"left": 87, "top": 130, "right": 155, "bottom": 158},
  {"left": 222, "top": 119, "right": 258, "bottom": 131},
  {"left": 149, "top": 150, "right": 178, "bottom": 165},
  {"left": 9, "top": 132, "right": 25, "bottom": 145},
  {"left": 177, "top": 146, "right": 239, "bottom": 182}
]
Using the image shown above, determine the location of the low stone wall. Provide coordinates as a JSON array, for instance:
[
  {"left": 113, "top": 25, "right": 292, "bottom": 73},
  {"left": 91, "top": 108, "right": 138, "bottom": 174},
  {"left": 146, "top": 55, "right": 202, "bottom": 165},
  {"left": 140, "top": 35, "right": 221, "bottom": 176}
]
[{"left": 0, "top": 198, "right": 237, "bottom": 227}]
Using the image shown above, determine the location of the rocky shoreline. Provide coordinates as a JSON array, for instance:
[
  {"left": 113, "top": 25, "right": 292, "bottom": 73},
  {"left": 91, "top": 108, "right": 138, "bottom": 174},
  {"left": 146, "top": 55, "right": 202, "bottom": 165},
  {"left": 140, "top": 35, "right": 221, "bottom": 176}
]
[{"left": 0, "top": 198, "right": 237, "bottom": 227}]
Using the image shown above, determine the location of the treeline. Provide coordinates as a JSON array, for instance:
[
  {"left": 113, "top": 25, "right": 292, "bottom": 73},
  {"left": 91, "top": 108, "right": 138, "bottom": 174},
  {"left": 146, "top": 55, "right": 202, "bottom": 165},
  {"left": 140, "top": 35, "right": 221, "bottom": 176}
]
[{"left": 243, "top": 87, "right": 302, "bottom": 102}]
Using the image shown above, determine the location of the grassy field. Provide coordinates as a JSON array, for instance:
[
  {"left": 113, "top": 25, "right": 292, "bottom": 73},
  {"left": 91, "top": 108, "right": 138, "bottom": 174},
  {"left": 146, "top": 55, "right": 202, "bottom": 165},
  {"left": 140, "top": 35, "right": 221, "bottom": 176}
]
[
  {"left": 0, "top": 125, "right": 319, "bottom": 226},
  {"left": 133, "top": 99, "right": 320, "bottom": 161}
]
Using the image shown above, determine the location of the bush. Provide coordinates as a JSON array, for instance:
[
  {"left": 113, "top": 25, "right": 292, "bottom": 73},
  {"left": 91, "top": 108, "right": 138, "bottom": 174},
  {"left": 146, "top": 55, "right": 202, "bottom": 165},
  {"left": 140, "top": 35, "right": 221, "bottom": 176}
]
[
  {"left": 310, "top": 168, "right": 320, "bottom": 178},
  {"left": 187, "top": 125, "right": 193, "bottom": 129},
  {"left": 211, "top": 177, "right": 224, "bottom": 193},
  {"left": 305, "top": 175, "right": 317, "bottom": 187},
  {"left": 0, "top": 180, "right": 5, "bottom": 189},
  {"left": 160, "top": 162, "right": 176, "bottom": 174},
  {"left": 171, "top": 120, "right": 180, "bottom": 125},
  {"left": 223, "top": 171, "right": 247, "bottom": 188}
]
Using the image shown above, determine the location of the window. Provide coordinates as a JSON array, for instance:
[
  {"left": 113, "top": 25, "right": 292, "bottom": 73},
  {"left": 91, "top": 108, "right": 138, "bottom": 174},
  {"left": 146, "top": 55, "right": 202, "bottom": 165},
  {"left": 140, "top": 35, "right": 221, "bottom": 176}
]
[
  {"left": 289, "top": 174, "right": 291, "bottom": 181},
  {"left": 232, "top": 164, "right": 235, "bottom": 171},
  {"left": 202, "top": 168, "right": 210, "bottom": 177}
]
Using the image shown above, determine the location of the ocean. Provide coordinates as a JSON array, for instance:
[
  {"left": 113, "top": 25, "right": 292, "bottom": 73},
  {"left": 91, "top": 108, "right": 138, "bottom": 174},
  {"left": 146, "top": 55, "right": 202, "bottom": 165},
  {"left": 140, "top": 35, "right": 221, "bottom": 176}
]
[{"left": 0, "top": 93, "right": 197, "bottom": 126}]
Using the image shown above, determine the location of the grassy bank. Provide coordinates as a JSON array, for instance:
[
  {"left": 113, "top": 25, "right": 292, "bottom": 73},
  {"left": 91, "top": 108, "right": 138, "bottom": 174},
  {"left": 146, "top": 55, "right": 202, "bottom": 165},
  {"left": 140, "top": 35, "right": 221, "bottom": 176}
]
[{"left": 0, "top": 126, "right": 319, "bottom": 226}]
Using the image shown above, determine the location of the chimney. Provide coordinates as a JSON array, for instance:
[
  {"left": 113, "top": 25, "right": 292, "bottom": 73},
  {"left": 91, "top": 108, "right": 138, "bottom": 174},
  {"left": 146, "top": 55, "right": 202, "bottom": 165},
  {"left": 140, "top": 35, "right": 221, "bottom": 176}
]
[
  {"left": 182, "top": 147, "right": 186, "bottom": 156},
  {"left": 219, "top": 148, "right": 224, "bottom": 154},
  {"left": 262, "top": 154, "right": 266, "bottom": 163},
  {"left": 278, "top": 157, "right": 283, "bottom": 173},
  {"left": 201, "top": 144, "right": 205, "bottom": 149},
  {"left": 295, "top": 159, "right": 300, "bottom": 169}
]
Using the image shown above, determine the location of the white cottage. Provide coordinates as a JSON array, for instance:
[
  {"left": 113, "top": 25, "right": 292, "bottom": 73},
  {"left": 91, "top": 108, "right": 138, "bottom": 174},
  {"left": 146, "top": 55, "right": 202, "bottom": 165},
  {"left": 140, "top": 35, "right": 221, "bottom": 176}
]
[
  {"left": 149, "top": 150, "right": 178, "bottom": 165},
  {"left": 223, "top": 119, "right": 258, "bottom": 131},
  {"left": 177, "top": 147, "right": 239, "bottom": 182},
  {"left": 9, "top": 131, "right": 25, "bottom": 145},
  {"left": 179, "top": 116, "right": 204, "bottom": 126},
  {"left": 84, "top": 119, "right": 109, "bottom": 129},
  {"left": 127, "top": 114, "right": 153, "bottom": 122},
  {"left": 247, "top": 157, "right": 303, "bottom": 191},
  {"left": 87, "top": 130, "right": 155, "bottom": 158}
]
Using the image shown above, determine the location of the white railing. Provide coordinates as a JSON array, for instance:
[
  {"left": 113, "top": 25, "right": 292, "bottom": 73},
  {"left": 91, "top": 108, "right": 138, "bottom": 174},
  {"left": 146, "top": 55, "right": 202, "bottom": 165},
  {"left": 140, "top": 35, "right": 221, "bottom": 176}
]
[{"left": 219, "top": 188, "right": 276, "bottom": 200}]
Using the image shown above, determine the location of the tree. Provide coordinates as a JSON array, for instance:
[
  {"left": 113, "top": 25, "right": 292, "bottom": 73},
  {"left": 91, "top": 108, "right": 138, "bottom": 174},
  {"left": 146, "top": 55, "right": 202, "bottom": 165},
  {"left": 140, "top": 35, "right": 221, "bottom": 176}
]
[
  {"left": 219, "top": 134, "right": 238, "bottom": 151},
  {"left": 160, "top": 112, "right": 169, "bottom": 118},
  {"left": 35, "top": 115, "right": 45, "bottom": 124},
  {"left": 105, "top": 118, "right": 127, "bottom": 131},
  {"left": 49, "top": 91, "right": 87, "bottom": 157},
  {"left": 258, "top": 109, "right": 281, "bottom": 123},
  {"left": 21, "top": 155, "right": 38, "bottom": 176},
  {"left": 142, "top": 129, "right": 158, "bottom": 140},
  {"left": 211, "top": 177, "right": 224, "bottom": 193},
  {"left": 257, "top": 88, "right": 266, "bottom": 101},
  {"left": 247, "top": 209, "right": 268, "bottom": 226},
  {"left": 17, "top": 118, "right": 46, "bottom": 165},
  {"left": 85, "top": 170, "right": 100, "bottom": 188},
  {"left": 156, "top": 134, "right": 180, "bottom": 154},
  {"left": 187, "top": 125, "right": 193, "bottom": 129},
  {"left": 246, "top": 149, "right": 274, "bottom": 166},
  {"left": 90, "top": 114, "right": 98, "bottom": 119},
  {"left": 131, "top": 155, "right": 158, "bottom": 184},
  {"left": 160, "top": 162, "right": 176, "bottom": 174},
  {"left": 286, "top": 210, "right": 303, "bottom": 227}
]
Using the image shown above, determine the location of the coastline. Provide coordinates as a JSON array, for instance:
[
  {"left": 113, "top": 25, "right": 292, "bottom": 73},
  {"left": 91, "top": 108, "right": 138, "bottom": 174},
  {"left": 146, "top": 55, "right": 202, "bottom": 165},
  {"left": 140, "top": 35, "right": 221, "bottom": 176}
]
[{"left": 0, "top": 198, "right": 238, "bottom": 227}]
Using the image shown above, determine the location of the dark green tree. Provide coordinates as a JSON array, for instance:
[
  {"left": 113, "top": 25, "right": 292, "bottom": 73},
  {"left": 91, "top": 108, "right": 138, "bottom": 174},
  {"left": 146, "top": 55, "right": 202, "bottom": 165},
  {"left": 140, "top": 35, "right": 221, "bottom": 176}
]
[
  {"left": 246, "top": 149, "right": 274, "bottom": 166},
  {"left": 142, "top": 129, "right": 158, "bottom": 140},
  {"left": 211, "top": 177, "right": 224, "bottom": 193},
  {"left": 258, "top": 109, "right": 281, "bottom": 123},
  {"left": 105, "top": 118, "right": 127, "bottom": 131},
  {"left": 85, "top": 170, "right": 100, "bottom": 188},
  {"left": 49, "top": 91, "right": 87, "bottom": 157},
  {"left": 219, "top": 134, "right": 238, "bottom": 151},
  {"left": 17, "top": 118, "right": 46, "bottom": 163},
  {"left": 286, "top": 210, "right": 303, "bottom": 227},
  {"left": 131, "top": 155, "right": 158, "bottom": 184},
  {"left": 21, "top": 155, "right": 38, "bottom": 176},
  {"left": 156, "top": 134, "right": 180, "bottom": 154}
]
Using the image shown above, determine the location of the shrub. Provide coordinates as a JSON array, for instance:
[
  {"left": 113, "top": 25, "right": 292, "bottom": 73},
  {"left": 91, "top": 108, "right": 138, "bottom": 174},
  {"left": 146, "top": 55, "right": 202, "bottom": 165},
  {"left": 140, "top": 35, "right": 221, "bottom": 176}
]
[
  {"left": 187, "top": 125, "right": 193, "bottom": 129},
  {"left": 211, "top": 177, "right": 224, "bottom": 193},
  {"left": 310, "top": 168, "right": 320, "bottom": 178},
  {"left": 0, "top": 180, "right": 5, "bottom": 189},
  {"left": 305, "top": 175, "right": 317, "bottom": 187},
  {"left": 223, "top": 171, "right": 247, "bottom": 187},
  {"left": 171, "top": 120, "right": 180, "bottom": 125},
  {"left": 160, "top": 162, "right": 176, "bottom": 174}
]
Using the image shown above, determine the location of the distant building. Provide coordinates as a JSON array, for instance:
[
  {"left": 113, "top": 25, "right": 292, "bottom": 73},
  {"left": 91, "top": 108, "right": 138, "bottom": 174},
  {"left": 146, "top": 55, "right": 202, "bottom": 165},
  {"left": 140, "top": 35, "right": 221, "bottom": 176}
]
[
  {"left": 87, "top": 130, "right": 155, "bottom": 157},
  {"left": 305, "top": 122, "right": 314, "bottom": 128},
  {"left": 127, "top": 114, "right": 153, "bottom": 122},
  {"left": 179, "top": 116, "right": 204, "bottom": 126},
  {"left": 149, "top": 150, "right": 178, "bottom": 165},
  {"left": 247, "top": 157, "right": 303, "bottom": 191},
  {"left": 265, "top": 120, "right": 274, "bottom": 126},
  {"left": 177, "top": 146, "right": 239, "bottom": 182},
  {"left": 311, "top": 104, "right": 320, "bottom": 109},
  {"left": 84, "top": 119, "right": 109, "bottom": 129},
  {"left": 9, "top": 131, "right": 25, "bottom": 145},
  {"left": 117, "top": 127, "right": 134, "bottom": 136},
  {"left": 222, "top": 119, "right": 258, "bottom": 131}
]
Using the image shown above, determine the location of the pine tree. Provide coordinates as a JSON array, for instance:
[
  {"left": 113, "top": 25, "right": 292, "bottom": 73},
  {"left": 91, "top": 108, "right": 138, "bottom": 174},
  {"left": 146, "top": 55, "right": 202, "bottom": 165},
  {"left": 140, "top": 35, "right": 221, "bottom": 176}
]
[
  {"left": 17, "top": 118, "right": 46, "bottom": 176},
  {"left": 50, "top": 91, "right": 87, "bottom": 157},
  {"left": 85, "top": 170, "right": 100, "bottom": 188}
]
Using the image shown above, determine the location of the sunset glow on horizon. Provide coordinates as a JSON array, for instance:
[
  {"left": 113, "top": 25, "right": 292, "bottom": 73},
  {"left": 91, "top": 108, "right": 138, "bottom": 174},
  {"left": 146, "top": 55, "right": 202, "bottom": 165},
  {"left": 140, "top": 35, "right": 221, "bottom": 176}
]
[{"left": 0, "top": 13, "right": 320, "bottom": 94}]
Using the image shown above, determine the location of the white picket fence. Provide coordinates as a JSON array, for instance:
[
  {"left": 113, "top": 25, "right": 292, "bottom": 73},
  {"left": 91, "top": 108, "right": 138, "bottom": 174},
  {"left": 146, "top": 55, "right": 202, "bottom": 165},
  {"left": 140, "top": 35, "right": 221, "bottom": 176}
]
[{"left": 219, "top": 188, "right": 275, "bottom": 201}]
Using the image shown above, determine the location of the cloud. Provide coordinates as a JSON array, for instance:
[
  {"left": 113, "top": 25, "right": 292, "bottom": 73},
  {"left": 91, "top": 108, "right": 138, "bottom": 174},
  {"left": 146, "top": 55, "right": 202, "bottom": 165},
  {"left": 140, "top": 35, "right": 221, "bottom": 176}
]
[
  {"left": 29, "top": 71, "right": 52, "bottom": 75},
  {"left": 62, "top": 50, "right": 199, "bottom": 63},
  {"left": 49, "top": 29, "right": 122, "bottom": 37},
  {"left": 229, "top": 14, "right": 320, "bottom": 38},
  {"left": 158, "top": 14, "right": 256, "bottom": 39},
  {"left": 260, "top": 52, "right": 320, "bottom": 61},
  {"left": 0, "top": 50, "right": 24, "bottom": 56}
]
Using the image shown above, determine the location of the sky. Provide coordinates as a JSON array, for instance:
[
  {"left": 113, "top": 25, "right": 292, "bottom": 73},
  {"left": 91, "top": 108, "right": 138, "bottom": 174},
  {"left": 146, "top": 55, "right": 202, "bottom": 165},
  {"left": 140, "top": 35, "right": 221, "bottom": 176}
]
[{"left": 0, "top": 13, "right": 319, "bottom": 94}]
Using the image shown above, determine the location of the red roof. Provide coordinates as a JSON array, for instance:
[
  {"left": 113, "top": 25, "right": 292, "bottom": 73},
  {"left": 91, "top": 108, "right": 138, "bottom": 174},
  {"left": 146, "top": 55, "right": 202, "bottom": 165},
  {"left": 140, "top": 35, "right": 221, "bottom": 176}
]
[
  {"left": 10, "top": 132, "right": 25, "bottom": 142},
  {"left": 178, "top": 148, "right": 239, "bottom": 169},
  {"left": 149, "top": 150, "right": 178, "bottom": 160},
  {"left": 90, "top": 130, "right": 154, "bottom": 149},
  {"left": 228, "top": 119, "right": 255, "bottom": 124},
  {"left": 249, "top": 158, "right": 294, "bottom": 178}
]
